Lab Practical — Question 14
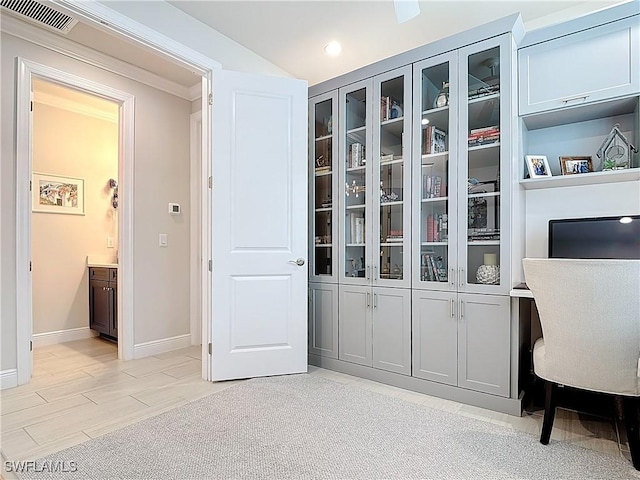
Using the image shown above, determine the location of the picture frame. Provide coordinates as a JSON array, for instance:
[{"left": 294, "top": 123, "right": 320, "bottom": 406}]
[
  {"left": 525, "top": 155, "right": 552, "bottom": 178},
  {"left": 32, "top": 172, "right": 85, "bottom": 215},
  {"left": 560, "top": 156, "right": 594, "bottom": 175}
]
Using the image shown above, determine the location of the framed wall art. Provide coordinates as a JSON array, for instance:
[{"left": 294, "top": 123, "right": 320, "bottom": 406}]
[{"left": 32, "top": 172, "right": 85, "bottom": 215}]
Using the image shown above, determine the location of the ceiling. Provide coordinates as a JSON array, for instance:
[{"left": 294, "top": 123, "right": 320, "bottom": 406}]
[{"left": 167, "top": 0, "right": 624, "bottom": 85}]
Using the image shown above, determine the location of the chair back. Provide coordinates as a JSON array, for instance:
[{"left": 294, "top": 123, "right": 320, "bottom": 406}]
[{"left": 523, "top": 258, "right": 640, "bottom": 396}]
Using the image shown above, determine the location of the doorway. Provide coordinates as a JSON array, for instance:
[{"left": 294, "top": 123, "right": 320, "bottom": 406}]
[{"left": 30, "top": 78, "right": 120, "bottom": 349}]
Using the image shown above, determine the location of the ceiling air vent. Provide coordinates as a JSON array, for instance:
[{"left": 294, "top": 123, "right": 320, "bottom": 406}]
[{"left": 1, "top": 0, "right": 78, "bottom": 34}]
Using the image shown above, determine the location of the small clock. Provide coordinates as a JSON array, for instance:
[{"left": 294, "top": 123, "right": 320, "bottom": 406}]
[{"left": 434, "top": 81, "right": 449, "bottom": 108}]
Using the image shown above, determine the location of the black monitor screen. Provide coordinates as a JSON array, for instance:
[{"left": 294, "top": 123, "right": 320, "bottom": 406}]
[{"left": 549, "top": 216, "right": 640, "bottom": 259}]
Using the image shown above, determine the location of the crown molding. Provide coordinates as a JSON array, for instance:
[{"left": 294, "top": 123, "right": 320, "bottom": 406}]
[
  {"left": 33, "top": 90, "right": 119, "bottom": 123},
  {"left": 1, "top": 14, "right": 199, "bottom": 101}
]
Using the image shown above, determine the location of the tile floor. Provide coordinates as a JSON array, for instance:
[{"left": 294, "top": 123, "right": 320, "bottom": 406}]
[{"left": 0, "top": 337, "right": 633, "bottom": 477}]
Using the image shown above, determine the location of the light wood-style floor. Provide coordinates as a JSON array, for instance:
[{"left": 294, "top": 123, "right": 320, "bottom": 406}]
[{"left": 1, "top": 337, "right": 633, "bottom": 476}]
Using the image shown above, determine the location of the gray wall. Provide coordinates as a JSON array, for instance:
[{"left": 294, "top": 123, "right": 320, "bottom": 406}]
[{"left": 1, "top": 32, "right": 192, "bottom": 372}]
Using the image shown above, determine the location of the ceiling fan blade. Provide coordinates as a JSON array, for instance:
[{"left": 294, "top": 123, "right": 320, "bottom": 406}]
[{"left": 394, "top": 0, "right": 420, "bottom": 24}]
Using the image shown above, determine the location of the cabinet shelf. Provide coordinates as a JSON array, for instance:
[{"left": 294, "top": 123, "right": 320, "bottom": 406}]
[
  {"left": 315, "top": 244, "right": 333, "bottom": 247},
  {"left": 421, "top": 105, "right": 449, "bottom": 116},
  {"left": 380, "top": 158, "right": 404, "bottom": 166},
  {"left": 520, "top": 168, "right": 640, "bottom": 190},
  {"left": 468, "top": 240, "right": 500, "bottom": 246},
  {"left": 381, "top": 117, "right": 403, "bottom": 126},
  {"left": 468, "top": 92, "right": 500, "bottom": 105},
  {"left": 422, "top": 151, "right": 448, "bottom": 161},
  {"left": 346, "top": 243, "right": 366, "bottom": 247},
  {"left": 380, "top": 200, "right": 403, "bottom": 207},
  {"left": 421, "top": 242, "right": 448, "bottom": 246},
  {"left": 315, "top": 207, "right": 332, "bottom": 212},
  {"left": 347, "top": 126, "right": 366, "bottom": 135},
  {"left": 468, "top": 142, "right": 500, "bottom": 153},
  {"left": 380, "top": 242, "right": 404, "bottom": 247},
  {"left": 315, "top": 134, "right": 332, "bottom": 142},
  {"left": 346, "top": 204, "right": 366, "bottom": 210},
  {"left": 347, "top": 165, "right": 366, "bottom": 173},
  {"left": 468, "top": 191, "right": 500, "bottom": 199},
  {"left": 421, "top": 196, "right": 448, "bottom": 203},
  {"left": 315, "top": 170, "right": 332, "bottom": 177}
]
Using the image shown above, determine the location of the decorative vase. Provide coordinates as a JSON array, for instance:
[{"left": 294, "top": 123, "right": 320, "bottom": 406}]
[{"left": 476, "top": 264, "right": 500, "bottom": 285}]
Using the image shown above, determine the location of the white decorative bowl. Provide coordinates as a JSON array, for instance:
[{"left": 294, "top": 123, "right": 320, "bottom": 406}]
[{"left": 476, "top": 264, "right": 500, "bottom": 285}]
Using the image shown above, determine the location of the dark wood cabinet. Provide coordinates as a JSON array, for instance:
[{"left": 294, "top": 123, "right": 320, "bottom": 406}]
[{"left": 89, "top": 267, "right": 118, "bottom": 340}]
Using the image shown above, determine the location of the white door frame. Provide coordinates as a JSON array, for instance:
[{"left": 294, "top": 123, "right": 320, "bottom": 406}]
[
  {"left": 16, "top": 59, "right": 135, "bottom": 381},
  {"left": 14, "top": 0, "right": 219, "bottom": 384}
]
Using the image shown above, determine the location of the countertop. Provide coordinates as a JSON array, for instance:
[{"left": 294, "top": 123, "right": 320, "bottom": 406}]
[{"left": 87, "top": 255, "right": 118, "bottom": 268}]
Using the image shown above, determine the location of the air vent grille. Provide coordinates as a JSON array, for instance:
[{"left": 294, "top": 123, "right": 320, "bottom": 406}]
[{"left": 1, "top": 0, "right": 78, "bottom": 33}]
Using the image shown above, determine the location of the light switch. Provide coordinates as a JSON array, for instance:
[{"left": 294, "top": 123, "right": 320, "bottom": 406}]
[{"left": 159, "top": 234, "right": 168, "bottom": 247}]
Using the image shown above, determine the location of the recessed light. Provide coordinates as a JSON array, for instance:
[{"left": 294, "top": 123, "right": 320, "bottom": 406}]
[
  {"left": 324, "top": 41, "right": 342, "bottom": 56},
  {"left": 620, "top": 216, "right": 633, "bottom": 224},
  {"left": 421, "top": 118, "right": 430, "bottom": 125}
]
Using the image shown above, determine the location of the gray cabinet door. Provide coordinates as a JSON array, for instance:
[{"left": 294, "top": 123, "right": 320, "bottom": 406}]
[
  {"left": 372, "top": 287, "right": 411, "bottom": 375},
  {"left": 338, "top": 285, "right": 372, "bottom": 366},
  {"left": 308, "top": 283, "right": 338, "bottom": 358},
  {"left": 518, "top": 17, "right": 639, "bottom": 115},
  {"left": 411, "top": 289, "right": 457, "bottom": 385},
  {"left": 457, "top": 293, "right": 510, "bottom": 397}
]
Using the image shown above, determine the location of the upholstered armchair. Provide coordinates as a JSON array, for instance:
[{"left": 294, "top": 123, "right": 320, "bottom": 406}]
[{"left": 523, "top": 258, "right": 640, "bottom": 469}]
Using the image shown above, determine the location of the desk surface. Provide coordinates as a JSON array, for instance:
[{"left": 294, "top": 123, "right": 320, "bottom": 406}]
[{"left": 510, "top": 284, "right": 534, "bottom": 298}]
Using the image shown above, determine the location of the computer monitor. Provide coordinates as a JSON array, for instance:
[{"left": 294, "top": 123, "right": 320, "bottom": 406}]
[{"left": 548, "top": 215, "right": 640, "bottom": 259}]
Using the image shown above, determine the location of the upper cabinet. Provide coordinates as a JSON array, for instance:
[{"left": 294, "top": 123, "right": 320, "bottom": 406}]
[
  {"left": 412, "top": 36, "right": 513, "bottom": 294},
  {"left": 309, "top": 91, "right": 339, "bottom": 283},
  {"left": 519, "top": 16, "right": 639, "bottom": 116}
]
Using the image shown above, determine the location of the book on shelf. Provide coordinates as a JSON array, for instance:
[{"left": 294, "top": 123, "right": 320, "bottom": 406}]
[
  {"left": 421, "top": 253, "right": 447, "bottom": 282},
  {"left": 422, "top": 174, "right": 447, "bottom": 199},
  {"left": 349, "top": 213, "right": 365, "bottom": 244},
  {"left": 385, "top": 229, "right": 404, "bottom": 243},
  {"left": 380, "top": 96, "right": 391, "bottom": 122},
  {"left": 422, "top": 126, "right": 447, "bottom": 155},
  {"left": 468, "top": 84, "right": 500, "bottom": 100},
  {"left": 349, "top": 142, "right": 365, "bottom": 168},
  {"left": 468, "top": 126, "right": 500, "bottom": 147},
  {"left": 425, "top": 213, "right": 448, "bottom": 242}
]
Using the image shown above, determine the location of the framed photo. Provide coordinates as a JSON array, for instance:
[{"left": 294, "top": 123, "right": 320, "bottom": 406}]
[
  {"left": 525, "top": 155, "right": 552, "bottom": 178},
  {"left": 560, "top": 156, "right": 593, "bottom": 175},
  {"left": 32, "top": 172, "right": 85, "bottom": 215}
]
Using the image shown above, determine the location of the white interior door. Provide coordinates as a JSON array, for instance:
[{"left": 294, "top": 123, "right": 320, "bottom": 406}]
[{"left": 210, "top": 70, "right": 308, "bottom": 381}]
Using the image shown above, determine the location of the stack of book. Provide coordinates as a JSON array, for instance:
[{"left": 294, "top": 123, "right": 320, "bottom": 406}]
[
  {"left": 348, "top": 213, "right": 365, "bottom": 244},
  {"left": 385, "top": 230, "right": 403, "bottom": 243},
  {"left": 422, "top": 174, "right": 446, "bottom": 199},
  {"left": 425, "top": 213, "right": 448, "bottom": 242},
  {"left": 348, "top": 143, "right": 365, "bottom": 168},
  {"left": 468, "top": 228, "right": 500, "bottom": 241},
  {"left": 468, "top": 84, "right": 500, "bottom": 100},
  {"left": 423, "top": 126, "right": 447, "bottom": 155},
  {"left": 468, "top": 126, "right": 500, "bottom": 147},
  {"left": 421, "top": 253, "right": 447, "bottom": 282},
  {"left": 380, "top": 96, "right": 391, "bottom": 121}
]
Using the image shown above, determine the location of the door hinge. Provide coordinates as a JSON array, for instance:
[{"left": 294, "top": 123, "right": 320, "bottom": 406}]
[
  {"left": 208, "top": 93, "right": 213, "bottom": 106},
  {"left": 208, "top": 176, "right": 212, "bottom": 189},
  {"left": 30, "top": 340, "right": 33, "bottom": 352},
  {"left": 29, "top": 180, "right": 32, "bottom": 191},
  {"left": 208, "top": 342, "right": 212, "bottom": 355},
  {"left": 30, "top": 101, "right": 33, "bottom": 112},
  {"left": 208, "top": 259, "right": 212, "bottom": 272},
  {"left": 29, "top": 261, "right": 32, "bottom": 272}
]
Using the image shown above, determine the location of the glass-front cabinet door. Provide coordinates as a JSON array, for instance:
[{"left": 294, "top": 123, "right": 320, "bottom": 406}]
[
  {"left": 309, "top": 91, "right": 339, "bottom": 283},
  {"left": 458, "top": 36, "right": 511, "bottom": 294},
  {"left": 339, "top": 80, "right": 373, "bottom": 285},
  {"left": 373, "top": 66, "right": 412, "bottom": 288},
  {"left": 413, "top": 53, "right": 458, "bottom": 291}
]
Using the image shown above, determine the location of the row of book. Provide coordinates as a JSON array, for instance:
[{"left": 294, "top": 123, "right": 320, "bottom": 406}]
[
  {"left": 348, "top": 143, "right": 365, "bottom": 168},
  {"left": 380, "top": 97, "right": 402, "bottom": 122},
  {"left": 468, "top": 126, "right": 500, "bottom": 147},
  {"left": 421, "top": 253, "right": 447, "bottom": 282},
  {"left": 348, "top": 213, "right": 365, "bottom": 244},
  {"left": 423, "top": 126, "right": 447, "bottom": 155},
  {"left": 468, "top": 84, "right": 500, "bottom": 100},
  {"left": 422, "top": 174, "right": 447, "bottom": 199},
  {"left": 425, "top": 213, "right": 448, "bottom": 242}
]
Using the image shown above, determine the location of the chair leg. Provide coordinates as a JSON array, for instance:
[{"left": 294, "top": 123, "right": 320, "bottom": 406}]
[
  {"left": 540, "top": 381, "right": 557, "bottom": 445},
  {"left": 622, "top": 397, "right": 640, "bottom": 470}
]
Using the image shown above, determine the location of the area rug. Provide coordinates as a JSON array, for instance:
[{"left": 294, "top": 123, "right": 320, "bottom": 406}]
[{"left": 17, "top": 374, "right": 639, "bottom": 479}]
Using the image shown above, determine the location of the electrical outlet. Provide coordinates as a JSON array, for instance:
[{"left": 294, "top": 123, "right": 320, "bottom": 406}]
[
  {"left": 159, "top": 234, "right": 168, "bottom": 247},
  {"left": 107, "top": 237, "right": 114, "bottom": 248}
]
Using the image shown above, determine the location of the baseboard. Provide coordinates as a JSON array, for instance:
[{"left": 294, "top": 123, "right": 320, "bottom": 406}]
[
  {"left": 32, "top": 326, "right": 98, "bottom": 348},
  {"left": 133, "top": 334, "right": 191, "bottom": 359},
  {"left": 1, "top": 369, "right": 18, "bottom": 390}
]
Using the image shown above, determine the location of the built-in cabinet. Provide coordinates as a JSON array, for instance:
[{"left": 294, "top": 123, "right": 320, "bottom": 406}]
[
  {"left": 308, "top": 282, "right": 338, "bottom": 358},
  {"left": 89, "top": 267, "right": 118, "bottom": 340}
]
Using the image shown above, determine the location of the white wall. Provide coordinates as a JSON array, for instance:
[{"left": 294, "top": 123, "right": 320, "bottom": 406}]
[
  {"left": 98, "top": 1, "right": 292, "bottom": 78},
  {"left": 32, "top": 102, "right": 118, "bottom": 335},
  {"left": 524, "top": 182, "right": 640, "bottom": 258},
  {"left": 1, "top": 31, "right": 192, "bottom": 372}
]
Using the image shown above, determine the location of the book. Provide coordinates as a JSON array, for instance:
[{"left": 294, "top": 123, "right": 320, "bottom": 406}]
[{"left": 423, "top": 126, "right": 447, "bottom": 155}]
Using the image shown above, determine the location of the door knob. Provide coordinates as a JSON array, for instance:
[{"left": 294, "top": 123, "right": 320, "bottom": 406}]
[{"left": 289, "top": 258, "right": 305, "bottom": 266}]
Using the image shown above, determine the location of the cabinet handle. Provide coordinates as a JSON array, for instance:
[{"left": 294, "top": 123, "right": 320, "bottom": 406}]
[
  {"left": 562, "top": 95, "right": 589, "bottom": 105},
  {"left": 459, "top": 268, "right": 464, "bottom": 288},
  {"left": 460, "top": 300, "right": 465, "bottom": 319},
  {"left": 366, "top": 292, "right": 370, "bottom": 308},
  {"left": 450, "top": 298, "right": 455, "bottom": 318},
  {"left": 449, "top": 268, "right": 455, "bottom": 287},
  {"left": 373, "top": 265, "right": 377, "bottom": 282},
  {"left": 366, "top": 266, "right": 370, "bottom": 280},
  {"left": 374, "top": 293, "right": 377, "bottom": 308}
]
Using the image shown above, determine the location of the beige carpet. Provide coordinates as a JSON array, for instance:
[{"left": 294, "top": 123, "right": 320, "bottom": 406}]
[{"left": 16, "top": 374, "right": 639, "bottom": 479}]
